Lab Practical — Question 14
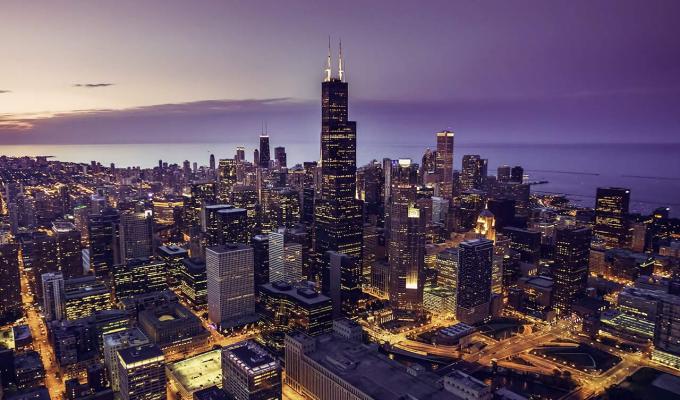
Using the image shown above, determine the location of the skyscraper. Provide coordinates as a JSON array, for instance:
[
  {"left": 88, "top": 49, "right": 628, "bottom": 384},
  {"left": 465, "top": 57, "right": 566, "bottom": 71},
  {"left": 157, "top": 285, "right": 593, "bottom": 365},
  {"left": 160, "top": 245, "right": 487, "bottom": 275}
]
[
  {"left": 236, "top": 146, "right": 246, "bottom": 163},
  {"left": 594, "top": 187, "right": 631, "bottom": 249},
  {"left": 218, "top": 159, "right": 237, "bottom": 203},
  {"left": 388, "top": 159, "right": 426, "bottom": 313},
  {"left": 221, "top": 340, "right": 281, "bottom": 400},
  {"left": 52, "top": 221, "right": 83, "bottom": 278},
  {"left": 206, "top": 244, "right": 256, "bottom": 330},
  {"left": 461, "top": 155, "right": 488, "bottom": 191},
  {"left": 456, "top": 238, "right": 493, "bottom": 324},
  {"left": 117, "top": 344, "right": 166, "bottom": 400},
  {"left": 112, "top": 258, "right": 167, "bottom": 299},
  {"left": 269, "top": 230, "right": 303, "bottom": 284},
  {"left": 41, "top": 271, "right": 65, "bottom": 321},
  {"left": 0, "top": 242, "right": 22, "bottom": 323},
  {"left": 259, "top": 134, "right": 270, "bottom": 168},
  {"left": 435, "top": 130, "right": 455, "bottom": 199},
  {"left": 553, "top": 226, "right": 591, "bottom": 314},
  {"left": 119, "top": 210, "right": 154, "bottom": 261},
  {"left": 252, "top": 234, "right": 270, "bottom": 291},
  {"left": 315, "top": 41, "right": 363, "bottom": 306},
  {"left": 209, "top": 154, "right": 216, "bottom": 170},
  {"left": 497, "top": 165, "right": 511, "bottom": 182},
  {"left": 274, "top": 146, "right": 287, "bottom": 168},
  {"left": 88, "top": 207, "right": 120, "bottom": 278},
  {"left": 510, "top": 166, "right": 524, "bottom": 183}
]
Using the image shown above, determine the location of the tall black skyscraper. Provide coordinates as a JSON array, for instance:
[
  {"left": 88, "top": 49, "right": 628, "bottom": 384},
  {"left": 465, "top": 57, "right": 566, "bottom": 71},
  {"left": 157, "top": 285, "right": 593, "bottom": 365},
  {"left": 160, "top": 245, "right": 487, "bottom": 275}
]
[
  {"left": 0, "top": 243, "right": 22, "bottom": 323},
  {"left": 315, "top": 41, "right": 363, "bottom": 313},
  {"left": 259, "top": 134, "right": 270, "bottom": 168},
  {"left": 553, "top": 226, "right": 591, "bottom": 314},
  {"left": 88, "top": 207, "right": 120, "bottom": 278},
  {"left": 456, "top": 238, "right": 493, "bottom": 324},
  {"left": 594, "top": 187, "right": 631, "bottom": 249}
]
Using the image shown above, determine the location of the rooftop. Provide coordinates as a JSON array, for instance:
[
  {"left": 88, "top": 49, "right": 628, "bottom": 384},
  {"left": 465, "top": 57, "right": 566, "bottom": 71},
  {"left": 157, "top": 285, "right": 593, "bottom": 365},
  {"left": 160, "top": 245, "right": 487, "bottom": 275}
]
[
  {"left": 523, "top": 276, "right": 554, "bottom": 289},
  {"left": 166, "top": 350, "right": 222, "bottom": 394},
  {"left": 103, "top": 328, "right": 149, "bottom": 348},
  {"left": 117, "top": 343, "right": 163, "bottom": 366},
  {"left": 260, "top": 281, "right": 331, "bottom": 305},
  {"left": 296, "top": 333, "right": 458, "bottom": 399},
  {"left": 158, "top": 245, "right": 189, "bottom": 256},
  {"left": 224, "top": 340, "right": 278, "bottom": 375},
  {"left": 206, "top": 243, "right": 252, "bottom": 253}
]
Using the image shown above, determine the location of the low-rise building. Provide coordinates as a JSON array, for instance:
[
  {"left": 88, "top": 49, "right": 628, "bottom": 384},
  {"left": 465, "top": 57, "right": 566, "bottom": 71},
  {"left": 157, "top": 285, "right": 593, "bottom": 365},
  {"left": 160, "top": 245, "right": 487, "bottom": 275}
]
[{"left": 285, "top": 319, "right": 462, "bottom": 400}]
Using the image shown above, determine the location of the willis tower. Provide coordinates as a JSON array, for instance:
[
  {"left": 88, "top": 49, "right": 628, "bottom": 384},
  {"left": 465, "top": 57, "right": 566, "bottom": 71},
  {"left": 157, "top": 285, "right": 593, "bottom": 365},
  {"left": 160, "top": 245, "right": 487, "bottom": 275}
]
[{"left": 315, "top": 40, "right": 363, "bottom": 316}]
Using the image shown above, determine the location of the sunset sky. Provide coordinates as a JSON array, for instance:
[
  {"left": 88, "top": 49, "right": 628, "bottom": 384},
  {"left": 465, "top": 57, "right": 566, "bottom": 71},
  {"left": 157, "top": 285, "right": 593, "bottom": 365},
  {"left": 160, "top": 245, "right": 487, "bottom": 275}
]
[{"left": 1, "top": 0, "right": 679, "bottom": 145}]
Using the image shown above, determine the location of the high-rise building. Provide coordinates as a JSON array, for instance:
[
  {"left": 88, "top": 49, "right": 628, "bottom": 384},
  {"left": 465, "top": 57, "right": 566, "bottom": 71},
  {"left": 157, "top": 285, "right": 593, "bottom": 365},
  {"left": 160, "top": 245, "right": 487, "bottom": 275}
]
[
  {"left": 184, "top": 182, "right": 217, "bottom": 236},
  {"left": 52, "top": 221, "right": 83, "bottom": 278},
  {"left": 269, "top": 230, "right": 302, "bottom": 284},
  {"left": 552, "top": 226, "right": 591, "bottom": 314},
  {"left": 387, "top": 159, "right": 426, "bottom": 313},
  {"left": 456, "top": 239, "right": 493, "bottom": 324},
  {"left": 178, "top": 258, "right": 207, "bottom": 307},
  {"left": 252, "top": 235, "right": 270, "bottom": 291},
  {"left": 436, "top": 247, "right": 458, "bottom": 293},
  {"left": 0, "top": 243, "right": 22, "bottom": 323},
  {"left": 502, "top": 227, "right": 541, "bottom": 264},
  {"left": 103, "top": 328, "right": 150, "bottom": 392},
  {"left": 487, "top": 198, "right": 515, "bottom": 230},
  {"left": 475, "top": 209, "right": 496, "bottom": 242},
  {"left": 236, "top": 146, "right": 246, "bottom": 163},
  {"left": 259, "top": 135, "right": 271, "bottom": 168},
  {"left": 113, "top": 258, "right": 168, "bottom": 299},
  {"left": 117, "top": 344, "right": 166, "bottom": 400},
  {"left": 202, "top": 205, "right": 250, "bottom": 246},
  {"left": 653, "top": 295, "right": 680, "bottom": 368},
  {"left": 326, "top": 251, "right": 361, "bottom": 318},
  {"left": 497, "top": 165, "right": 511, "bottom": 182},
  {"left": 269, "top": 188, "right": 300, "bottom": 228},
  {"left": 63, "top": 275, "right": 112, "bottom": 320},
  {"left": 259, "top": 281, "right": 333, "bottom": 345},
  {"left": 510, "top": 166, "right": 524, "bottom": 183},
  {"left": 285, "top": 319, "right": 459, "bottom": 400},
  {"left": 461, "top": 155, "right": 488, "bottom": 191},
  {"left": 206, "top": 244, "right": 256, "bottom": 330},
  {"left": 218, "top": 159, "right": 237, "bottom": 203},
  {"left": 594, "top": 187, "right": 631, "bottom": 249},
  {"left": 221, "top": 340, "right": 281, "bottom": 400},
  {"left": 315, "top": 43, "right": 363, "bottom": 308},
  {"left": 231, "top": 185, "right": 259, "bottom": 237},
  {"left": 119, "top": 210, "right": 154, "bottom": 261},
  {"left": 41, "top": 271, "right": 65, "bottom": 321},
  {"left": 157, "top": 245, "right": 189, "bottom": 288},
  {"left": 88, "top": 208, "right": 120, "bottom": 278},
  {"left": 274, "top": 146, "right": 287, "bottom": 168},
  {"left": 435, "top": 130, "right": 455, "bottom": 199}
]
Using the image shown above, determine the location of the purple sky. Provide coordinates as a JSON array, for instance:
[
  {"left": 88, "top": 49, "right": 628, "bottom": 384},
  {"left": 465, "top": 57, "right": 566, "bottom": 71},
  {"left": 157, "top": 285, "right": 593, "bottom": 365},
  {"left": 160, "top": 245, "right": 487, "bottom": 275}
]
[{"left": 1, "top": 0, "right": 679, "bottom": 145}]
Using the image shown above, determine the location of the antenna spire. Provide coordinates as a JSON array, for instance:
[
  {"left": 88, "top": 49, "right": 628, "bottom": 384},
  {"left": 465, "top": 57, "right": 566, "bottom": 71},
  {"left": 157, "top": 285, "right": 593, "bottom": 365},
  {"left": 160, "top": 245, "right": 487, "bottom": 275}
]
[
  {"left": 324, "top": 36, "right": 332, "bottom": 82},
  {"left": 338, "top": 39, "right": 344, "bottom": 82}
]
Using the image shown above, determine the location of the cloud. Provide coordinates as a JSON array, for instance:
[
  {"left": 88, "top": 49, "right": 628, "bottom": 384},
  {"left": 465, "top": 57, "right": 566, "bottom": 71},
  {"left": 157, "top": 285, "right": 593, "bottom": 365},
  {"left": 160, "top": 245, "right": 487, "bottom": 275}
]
[
  {"left": 0, "top": 98, "right": 316, "bottom": 143},
  {"left": 0, "top": 90, "right": 11, "bottom": 94},
  {"left": 73, "top": 83, "right": 114, "bottom": 88},
  {"left": 1, "top": 92, "right": 679, "bottom": 145}
]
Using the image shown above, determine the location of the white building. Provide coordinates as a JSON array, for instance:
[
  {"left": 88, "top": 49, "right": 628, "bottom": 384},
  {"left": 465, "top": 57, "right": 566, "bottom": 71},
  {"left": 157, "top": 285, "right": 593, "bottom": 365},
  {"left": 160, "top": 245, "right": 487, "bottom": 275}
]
[
  {"left": 268, "top": 230, "right": 302, "bottom": 283},
  {"left": 206, "top": 244, "right": 256, "bottom": 330}
]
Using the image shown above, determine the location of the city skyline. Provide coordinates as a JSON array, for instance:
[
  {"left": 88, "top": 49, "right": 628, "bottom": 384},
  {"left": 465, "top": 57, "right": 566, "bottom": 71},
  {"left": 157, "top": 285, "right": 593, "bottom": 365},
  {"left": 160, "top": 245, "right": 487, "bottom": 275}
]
[
  {"left": 1, "top": 3, "right": 680, "bottom": 400},
  {"left": 2, "top": 0, "right": 680, "bottom": 145}
]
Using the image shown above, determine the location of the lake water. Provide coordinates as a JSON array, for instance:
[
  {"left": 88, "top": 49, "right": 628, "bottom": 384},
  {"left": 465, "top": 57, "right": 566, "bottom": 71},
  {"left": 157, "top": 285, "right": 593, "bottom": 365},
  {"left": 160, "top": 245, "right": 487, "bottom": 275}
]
[{"left": 1, "top": 142, "right": 678, "bottom": 216}]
